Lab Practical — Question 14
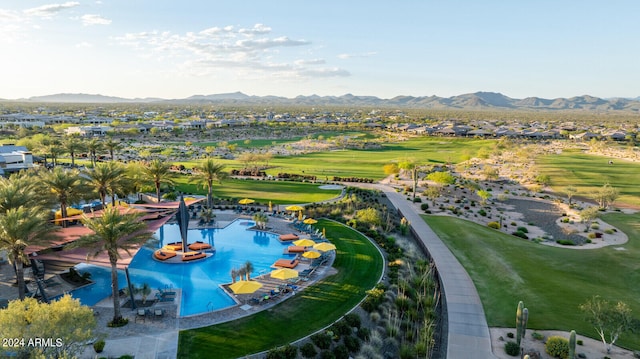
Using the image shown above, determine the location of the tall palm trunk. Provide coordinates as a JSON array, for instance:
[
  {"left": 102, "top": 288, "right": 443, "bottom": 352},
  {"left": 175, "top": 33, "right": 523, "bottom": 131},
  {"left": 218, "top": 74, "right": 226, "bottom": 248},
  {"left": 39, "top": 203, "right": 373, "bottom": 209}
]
[
  {"left": 109, "top": 256, "right": 122, "bottom": 323},
  {"left": 15, "top": 255, "right": 26, "bottom": 299},
  {"left": 207, "top": 179, "right": 213, "bottom": 208},
  {"left": 155, "top": 180, "right": 161, "bottom": 202}
]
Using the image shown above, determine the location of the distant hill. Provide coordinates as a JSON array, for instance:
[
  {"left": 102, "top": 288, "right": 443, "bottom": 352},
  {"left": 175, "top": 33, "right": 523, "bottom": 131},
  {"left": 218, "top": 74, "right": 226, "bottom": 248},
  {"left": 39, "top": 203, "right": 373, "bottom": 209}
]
[
  {"left": 15, "top": 91, "right": 640, "bottom": 112},
  {"left": 25, "top": 93, "right": 162, "bottom": 103}
]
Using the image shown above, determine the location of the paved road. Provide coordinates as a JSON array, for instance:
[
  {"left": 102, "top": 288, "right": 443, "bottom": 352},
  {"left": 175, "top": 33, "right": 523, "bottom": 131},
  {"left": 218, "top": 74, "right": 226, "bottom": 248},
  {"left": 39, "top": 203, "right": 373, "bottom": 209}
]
[{"left": 375, "top": 184, "right": 497, "bottom": 359}]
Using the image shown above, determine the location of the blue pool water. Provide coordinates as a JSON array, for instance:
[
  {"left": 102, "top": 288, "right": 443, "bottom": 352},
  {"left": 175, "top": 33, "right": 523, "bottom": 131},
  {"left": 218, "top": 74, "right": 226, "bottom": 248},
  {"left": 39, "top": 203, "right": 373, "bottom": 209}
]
[{"left": 67, "top": 220, "right": 293, "bottom": 316}]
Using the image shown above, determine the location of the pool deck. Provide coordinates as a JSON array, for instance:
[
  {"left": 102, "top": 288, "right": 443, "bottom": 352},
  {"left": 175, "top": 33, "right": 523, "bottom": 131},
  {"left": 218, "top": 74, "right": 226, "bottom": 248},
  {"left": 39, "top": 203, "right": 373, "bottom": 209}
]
[{"left": 0, "top": 210, "right": 334, "bottom": 359}]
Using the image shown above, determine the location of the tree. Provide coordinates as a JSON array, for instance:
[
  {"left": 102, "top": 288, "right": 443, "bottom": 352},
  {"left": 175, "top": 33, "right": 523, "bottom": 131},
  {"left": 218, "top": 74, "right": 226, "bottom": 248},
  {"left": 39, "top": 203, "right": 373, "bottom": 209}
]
[
  {"left": 426, "top": 171, "right": 456, "bottom": 186},
  {"left": 243, "top": 261, "right": 254, "bottom": 280},
  {"left": 0, "top": 207, "right": 57, "bottom": 299},
  {"left": 579, "top": 295, "right": 634, "bottom": 354},
  {"left": 84, "top": 161, "right": 126, "bottom": 206},
  {"left": 477, "top": 189, "right": 492, "bottom": 205},
  {"left": 383, "top": 163, "right": 400, "bottom": 176},
  {"left": 535, "top": 174, "right": 551, "bottom": 187},
  {"left": 398, "top": 159, "right": 424, "bottom": 200},
  {"left": 39, "top": 167, "right": 86, "bottom": 227},
  {"left": 103, "top": 138, "right": 122, "bottom": 161},
  {"left": 191, "top": 158, "right": 227, "bottom": 208},
  {"left": 355, "top": 208, "right": 383, "bottom": 228},
  {"left": 143, "top": 159, "right": 175, "bottom": 203},
  {"left": 85, "top": 137, "right": 104, "bottom": 166},
  {"left": 0, "top": 295, "right": 96, "bottom": 358},
  {"left": 564, "top": 186, "right": 578, "bottom": 206},
  {"left": 579, "top": 206, "right": 599, "bottom": 231},
  {"left": 63, "top": 136, "right": 84, "bottom": 167},
  {"left": 593, "top": 183, "right": 619, "bottom": 209},
  {"left": 71, "top": 207, "right": 153, "bottom": 326}
]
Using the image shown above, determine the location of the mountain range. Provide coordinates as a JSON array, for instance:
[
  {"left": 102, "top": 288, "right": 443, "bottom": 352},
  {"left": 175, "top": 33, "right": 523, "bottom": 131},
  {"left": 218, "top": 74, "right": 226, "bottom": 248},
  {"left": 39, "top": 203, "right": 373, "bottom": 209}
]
[{"left": 6, "top": 92, "right": 640, "bottom": 112}]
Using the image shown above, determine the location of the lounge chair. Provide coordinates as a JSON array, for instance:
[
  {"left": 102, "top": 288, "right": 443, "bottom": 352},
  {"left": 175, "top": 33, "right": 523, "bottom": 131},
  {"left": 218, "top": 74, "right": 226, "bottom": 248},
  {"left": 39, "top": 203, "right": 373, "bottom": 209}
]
[
  {"left": 135, "top": 309, "right": 148, "bottom": 323},
  {"left": 273, "top": 258, "right": 300, "bottom": 269},
  {"left": 279, "top": 233, "right": 299, "bottom": 241},
  {"left": 154, "top": 309, "right": 164, "bottom": 318},
  {"left": 154, "top": 250, "right": 177, "bottom": 261}
]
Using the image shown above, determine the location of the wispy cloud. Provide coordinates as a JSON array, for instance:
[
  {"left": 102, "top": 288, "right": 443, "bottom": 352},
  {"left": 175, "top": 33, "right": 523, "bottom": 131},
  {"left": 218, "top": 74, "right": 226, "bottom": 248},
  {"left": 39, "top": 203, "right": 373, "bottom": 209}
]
[
  {"left": 113, "top": 24, "right": 350, "bottom": 80},
  {"left": 81, "top": 14, "right": 111, "bottom": 26},
  {"left": 338, "top": 51, "right": 377, "bottom": 59},
  {"left": 75, "top": 41, "right": 93, "bottom": 48},
  {"left": 24, "top": 2, "right": 80, "bottom": 18}
]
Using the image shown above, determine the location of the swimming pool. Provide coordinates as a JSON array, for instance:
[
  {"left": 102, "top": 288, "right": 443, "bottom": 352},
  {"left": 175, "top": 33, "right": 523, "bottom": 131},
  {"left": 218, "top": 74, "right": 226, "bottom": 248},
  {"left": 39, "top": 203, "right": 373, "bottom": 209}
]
[{"left": 68, "top": 219, "right": 293, "bottom": 316}]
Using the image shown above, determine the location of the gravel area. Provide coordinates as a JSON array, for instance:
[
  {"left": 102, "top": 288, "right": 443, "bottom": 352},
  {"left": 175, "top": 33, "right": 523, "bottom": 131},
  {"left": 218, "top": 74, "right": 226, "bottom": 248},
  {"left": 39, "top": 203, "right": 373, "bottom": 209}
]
[{"left": 504, "top": 199, "right": 585, "bottom": 244}]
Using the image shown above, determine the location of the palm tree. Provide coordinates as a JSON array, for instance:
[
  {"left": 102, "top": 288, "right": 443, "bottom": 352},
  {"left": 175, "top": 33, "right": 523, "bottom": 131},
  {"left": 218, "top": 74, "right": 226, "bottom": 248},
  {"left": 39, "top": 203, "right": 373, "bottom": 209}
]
[
  {"left": 39, "top": 167, "right": 86, "bottom": 227},
  {"left": 191, "top": 159, "right": 227, "bottom": 208},
  {"left": 63, "top": 137, "right": 85, "bottom": 167},
  {"left": 0, "top": 207, "right": 57, "bottom": 299},
  {"left": 142, "top": 159, "right": 175, "bottom": 203},
  {"left": 71, "top": 207, "right": 153, "bottom": 326},
  {"left": 45, "top": 142, "right": 65, "bottom": 167},
  {"left": 243, "top": 261, "right": 254, "bottom": 280},
  {"left": 84, "top": 162, "right": 126, "bottom": 206},
  {"left": 103, "top": 138, "right": 122, "bottom": 161},
  {"left": 0, "top": 172, "right": 51, "bottom": 212},
  {"left": 85, "top": 138, "right": 104, "bottom": 167}
]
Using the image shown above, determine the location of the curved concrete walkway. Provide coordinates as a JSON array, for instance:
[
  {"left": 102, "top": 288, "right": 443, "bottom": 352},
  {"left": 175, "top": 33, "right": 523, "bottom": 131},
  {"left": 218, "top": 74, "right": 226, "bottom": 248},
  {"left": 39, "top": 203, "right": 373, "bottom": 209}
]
[{"left": 374, "top": 184, "right": 497, "bottom": 359}]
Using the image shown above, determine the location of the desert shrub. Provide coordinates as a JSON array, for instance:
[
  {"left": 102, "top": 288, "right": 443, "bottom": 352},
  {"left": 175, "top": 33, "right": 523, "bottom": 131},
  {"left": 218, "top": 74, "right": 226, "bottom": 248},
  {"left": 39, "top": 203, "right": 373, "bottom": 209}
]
[
  {"left": 604, "top": 229, "right": 615, "bottom": 235},
  {"left": 420, "top": 203, "right": 429, "bottom": 211},
  {"left": 333, "top": 344, "right": 349, "bottom": 359},
  {"left": 512, "top": 231, "right": 529, "bottom": 239},
  {"left": 266, "top": 344, "right": 298, "bottom": 359},
  {"left": 413, "top": 197, "right": 422, "bottom": 203},
  {"left": 505, "top": 341, "right": 520, "bottom": 356},
  {"left": 576, "top": 339, "right": 583, "bottom": 346},
  {"left": 561, "top": 217, "right": 570, "bottom": 223},
  {"left": 545, "top": 335, "right": 569, "bottom": 358},
  {"left": 556, "top": 239, "right": 575, "bottom": 245},
  {"left": 531, "top": 332, "right": 544, "bottom": 340},
  {"left": 507, "top": 332, "right": 514, "bottom": 338},
  {"left": 587, "top": 233, "right": 597, "bottom": 239},
  {"left": 300, "top": 342, "right": 317, "bottom": 358},
  {"left": 311, "top": 332, "right": 332, "bottom": 350},
  {"left": 344, "top": 313, "right": 361, "bottom": 329},
  {"left": 357, "top": 327, "right": 371, "bottom": 341},
  {"left": 591, "top": 223, "right": 600, "bottom": 229},
  {"left": 478, "top": 209, "right": 487, "bottom": 216},
  {"left": 510, "top": 221, "right": 517, "bottom": 226},
  {"left": 343, "top": 335, "right": 361, "bottom": 353},
  {"left": 516, "top": 226, "right": 528, "bottom": 233},
  {"left": 319, "top": 350, "right": 335, "bottom": 359},
  {"left": 488, "top": 221, "right": 501, "bottom": 229},
  {"left": 331, "top": 319, "right": 352, "bottom": 336}
]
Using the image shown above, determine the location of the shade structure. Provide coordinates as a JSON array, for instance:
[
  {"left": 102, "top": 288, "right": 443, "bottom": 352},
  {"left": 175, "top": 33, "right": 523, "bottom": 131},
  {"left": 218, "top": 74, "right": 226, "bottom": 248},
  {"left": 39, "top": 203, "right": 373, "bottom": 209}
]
[
  {"left": 303, "top": 218, "right": 318, "bottom": 224},
  {"left": 285, "top": 205, "right": 304, "bottom": 211},
  {"left": 302, "top": 250, "right": 321, "bottom": 259},
  {"left": 229, "top": 280, "right": 263, "bottom": 294},
  {"left": 313, "top": 242, "right": 336, "bottom": 252},
  {"left": 238, "top": 198, "right": 255, "bottom": 205},
  {"left": 176, "top": 195, "right": 190, "bottom": 252},
  {"left": 270, "top": 268, "right": 299, "bottom": 281},
  {"left": 293, "top": 238, "right": 316, "bottom": 247}
]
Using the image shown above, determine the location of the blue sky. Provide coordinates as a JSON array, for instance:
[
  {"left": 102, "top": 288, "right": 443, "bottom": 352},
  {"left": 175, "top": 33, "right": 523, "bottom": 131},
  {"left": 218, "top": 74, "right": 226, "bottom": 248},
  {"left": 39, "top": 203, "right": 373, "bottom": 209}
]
[{"left": 1, "top": 1, "right": 638, "bottom": 100}]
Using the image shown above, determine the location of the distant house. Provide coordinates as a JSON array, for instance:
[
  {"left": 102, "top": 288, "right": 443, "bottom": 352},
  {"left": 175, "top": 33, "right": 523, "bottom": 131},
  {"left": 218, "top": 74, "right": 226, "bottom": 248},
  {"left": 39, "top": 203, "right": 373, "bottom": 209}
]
[
  {"left": 570, "top": 132, "right": 601, "bottom": 141},
  {"left": 0, "top": 145, "right": 34, "bottom": 176},
  {"left": 65, "top": 126, "right": 111, "bottom": 137}
]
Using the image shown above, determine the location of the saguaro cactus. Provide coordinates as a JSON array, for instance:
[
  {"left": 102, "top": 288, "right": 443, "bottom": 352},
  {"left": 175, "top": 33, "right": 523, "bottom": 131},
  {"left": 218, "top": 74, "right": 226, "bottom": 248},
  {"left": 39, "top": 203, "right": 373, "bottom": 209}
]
[
  {"left": 568, "top": 330, "right": 576, "bottom": 359},
  {"left": 516, "top": 301, "right": 529, "bottom": 348}
]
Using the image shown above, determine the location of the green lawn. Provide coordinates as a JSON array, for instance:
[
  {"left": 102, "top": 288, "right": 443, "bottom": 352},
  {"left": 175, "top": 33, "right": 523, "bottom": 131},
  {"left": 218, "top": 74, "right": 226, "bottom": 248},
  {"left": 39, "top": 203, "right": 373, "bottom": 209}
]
[
  {"left": 423, "top": 213, "right": 640, "bottom": 350},
  {"left": 173, "top": 176, "right": 341, "bottom": 204},
  {"left": 177, "top": 219, "right": 384, "bottom": 358},
  {"left": 538, "top": 149, "right": 640, "bottom": 207}
]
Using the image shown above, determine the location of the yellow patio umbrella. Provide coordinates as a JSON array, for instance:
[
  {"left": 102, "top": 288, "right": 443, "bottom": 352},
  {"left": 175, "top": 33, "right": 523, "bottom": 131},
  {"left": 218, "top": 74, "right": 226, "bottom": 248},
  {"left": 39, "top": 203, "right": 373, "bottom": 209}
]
[
  {"left": 313, "top": 242, "right": 336, "bottom": 252},
  {"left": 298, "top": 210, "right": 303, "bottom": 221},
  {"left": 302, "top": 250, "right": 321, "bottom": 259},
  {"left": 293, "top": 238, "right": 316, "bottom": 247},
  {"left": 303, "top": 218, "right": 318, "bottom": 224},
  {"left": 322, "top": 227, "right": 326, "bottom": 238},
  {"left": 285, "top": 205, "right": 304, "bottom": 211},
  {"left": 268, "top": 201, "right": 273, "bottom": 212},
  {"left": 238, "top": 198, "right": 255, "bottom": 205},
  {"left": 229, "top": 280, "right": 263, "bottom": 294},
  {"left": 270, "top": 268, "right": 299, "bottom": 281}
]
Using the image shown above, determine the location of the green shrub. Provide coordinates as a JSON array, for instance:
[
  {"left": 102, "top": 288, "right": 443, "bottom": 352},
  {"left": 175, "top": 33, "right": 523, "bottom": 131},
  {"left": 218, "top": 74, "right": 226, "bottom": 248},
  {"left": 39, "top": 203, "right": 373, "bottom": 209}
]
[
  {"left": 118, "top": 356, "right": 134, "bottom": 359},
  {"left": 507, "top": 332, "right": 514, "bottom": 338},
  {"left": 576, "top": 339, "right": 583, "bottom": 346},
  {"left": 344, "top": 313, "right": 361, "bottom": 329},
  {"left": 266, "top": 344, "right": 298, "bottom": 359},
  {"left": 604, "top": 229, "right": 614, "bottom": 235},
  {"left": 334, "top": 344, "right": 349, "bottom": 359},
  {"left": 311, "top": 332, "right": 332, "bottom": 350},
  {"left": 478, "top": 209, "right": 487, "bottom": 216},
  {"left": 488, "top": 221, "right": 501, "bottom": 229},
  {"left": 343, "top": 335, "right": 361, "bottom": 353},
  {"left": 300, "top": 342, "right": 318, "bottom": 358},
  {"left": 357, "top": 327, "right": 371, "bottom": 341},
  {"left": 516, "top": 226, "right": 528, "bottom": 233},
  {"left": 413, "top": 197, "right": 422, "bottom": 203},
  {"left": 512, "top": 231, "right": 529, "bottom": 239},
  {"left": 590, "top": 223, "right": 600, "bottom": 229},
  {"left": 420, "top": 203, "right": 429, "bottom": 211},
  {"left": 587, "top": 233, "right": 597, "bottom": 239},
  {"left": 93, "top": 340, "right": 105, "bottom": 353},
  {"left": 531, "top": 332, "right": 544, "bottom": 340},
  {"left": 556, "top": 239, "right": 575, "bottom": 246},
  {"left": 505, "top": 340, "right": 520, "bottom": 356},
  {"left": 545, "top": 335, "right": 569, "bottom": 358},
  {"left": 320, "top": 350, "right": 336, "bottom": 359}
]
